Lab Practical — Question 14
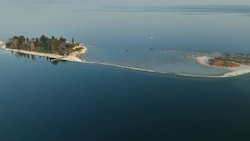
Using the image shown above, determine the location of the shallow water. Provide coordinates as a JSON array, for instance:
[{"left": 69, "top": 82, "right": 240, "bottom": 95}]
[{"left": 84, "top": 46, "right": 230, "bottom": 76}]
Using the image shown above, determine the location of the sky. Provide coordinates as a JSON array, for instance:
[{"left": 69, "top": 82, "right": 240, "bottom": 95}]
[
  {"left": 89, "top": 0, "right": 250, "bottom": 6},
  {"left": 1, "top": 0, "right": 250, "bottom": 6}
]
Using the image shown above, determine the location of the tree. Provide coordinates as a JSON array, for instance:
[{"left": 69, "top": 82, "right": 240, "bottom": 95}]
[
  {"left": 35, "top": 38, "right": 40, "bottom": 47},
  {"left": 72, "top": 37, "right": 74, "bottom": 45},
  {"left": 59, "top": 37, "right": 66, "bottom": 43},
  {"left": 12, "top": 36, "right": 18, "bottom": 42},
  {"left": 18, "top": 36, "right": 25, "bottom": 45},
  {"left": 6, "top": 35, "right": 76, "bottom": 55},
  {"left": 40, "top": 35, "right": 49, "bottom": 49},
  {"left": 30, "top": 42, "right": 35, "bottom": 51},
  {"left": 40, "top": 35, "right": 48, "bottom": 44}
]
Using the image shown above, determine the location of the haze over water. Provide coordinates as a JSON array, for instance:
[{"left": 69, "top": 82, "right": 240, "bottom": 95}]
[{"left": 1, "top": 2, "right": 250, "bottom": 141}]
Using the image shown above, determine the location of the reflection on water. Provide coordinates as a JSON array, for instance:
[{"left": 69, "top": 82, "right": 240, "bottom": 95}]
[{"left": 13, "top": 52, "right": 73, "bottom": 66}]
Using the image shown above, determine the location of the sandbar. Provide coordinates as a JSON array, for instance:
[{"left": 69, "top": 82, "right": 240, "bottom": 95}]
[{"left": 194, "top": 56, "right": 250, "bottom": 77}]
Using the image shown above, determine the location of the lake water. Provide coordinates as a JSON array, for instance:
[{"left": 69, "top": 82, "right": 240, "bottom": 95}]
[{"left": 1, "top": 5, "right": 250, "bottom": 141}]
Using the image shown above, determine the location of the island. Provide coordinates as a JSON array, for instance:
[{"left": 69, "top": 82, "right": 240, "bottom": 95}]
[
  {"left": 209, "top": 59, "right": 240, "bottom": 67},
  {"left": 1, "top": 35, "right": 87, "bottom": 63},
  {"left": 208, "top": 53, "right": 250, "bottom": 67},
  {"left": 193, "top": 52, "right": 250, "bottom": 77}
]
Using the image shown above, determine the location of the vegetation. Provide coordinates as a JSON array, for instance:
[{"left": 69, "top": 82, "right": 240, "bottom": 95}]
[
  {"left": 6, "top": 35, "right": 80, "bottom": 55},
  {"left": 210, "top": 53, "right": 250, "bottom": 65}
]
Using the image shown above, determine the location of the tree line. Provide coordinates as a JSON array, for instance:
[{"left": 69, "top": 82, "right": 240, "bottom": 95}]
[{"left": 6, "top": 35, "right": 78, "bottom": 55}]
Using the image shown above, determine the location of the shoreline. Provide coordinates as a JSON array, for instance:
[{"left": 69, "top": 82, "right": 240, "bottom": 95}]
[
  {"left": 193, "top": 56, "right": 250, "bottom": 78},
  {"left": 85, "top": 55, "right": 250, "bottom": 78},
  {"left": 84, "top": 61, "right": 242, "bottom": 78},
  {"left": 1, "top": 40, "right": 250, "bottom": 78},
  {"left": 1, "top": 41, "right": 87, "bottom": 62}
]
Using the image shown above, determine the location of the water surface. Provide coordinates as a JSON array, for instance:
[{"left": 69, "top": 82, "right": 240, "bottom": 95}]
[{"left": 1, "top": 5, "right": 250, "bottom": 141}]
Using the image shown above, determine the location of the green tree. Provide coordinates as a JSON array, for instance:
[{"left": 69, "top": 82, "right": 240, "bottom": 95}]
[
  {"left": 72, "top": 37, "right": 75, "bottom": 45},
  {"left": 40, "top": 35, "right": 48, "bottom": 44},
  {"left": 59, "top": 37, "right": 66, "bottom": 43},
  {"left": 40, "top": 35, "right": 49, "bottom": 49},
  {"left": 18, "top": 36, "right": 25, "bottom": 45}
]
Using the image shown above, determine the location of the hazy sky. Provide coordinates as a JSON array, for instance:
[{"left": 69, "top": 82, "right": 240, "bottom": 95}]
[
  {"left": 89, "top": 0, "right": 250, "bottom": 5},
  {"left": 1, "top": 0, "right": 250, "bottom": 6}
]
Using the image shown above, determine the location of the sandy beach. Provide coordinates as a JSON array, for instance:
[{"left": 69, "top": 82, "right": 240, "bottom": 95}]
[{"left": 194, "top": 56, "right": 250, "bottom": 77}]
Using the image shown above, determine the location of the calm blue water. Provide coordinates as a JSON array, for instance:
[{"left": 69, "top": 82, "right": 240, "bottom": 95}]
[{"left": 1, "top": 5, "right": 250, "bottom": 141}]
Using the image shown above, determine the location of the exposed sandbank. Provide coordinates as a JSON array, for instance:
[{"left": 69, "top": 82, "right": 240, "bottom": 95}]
[{"left": 194, "top": 56, "right": 250, "bottom": 77}]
